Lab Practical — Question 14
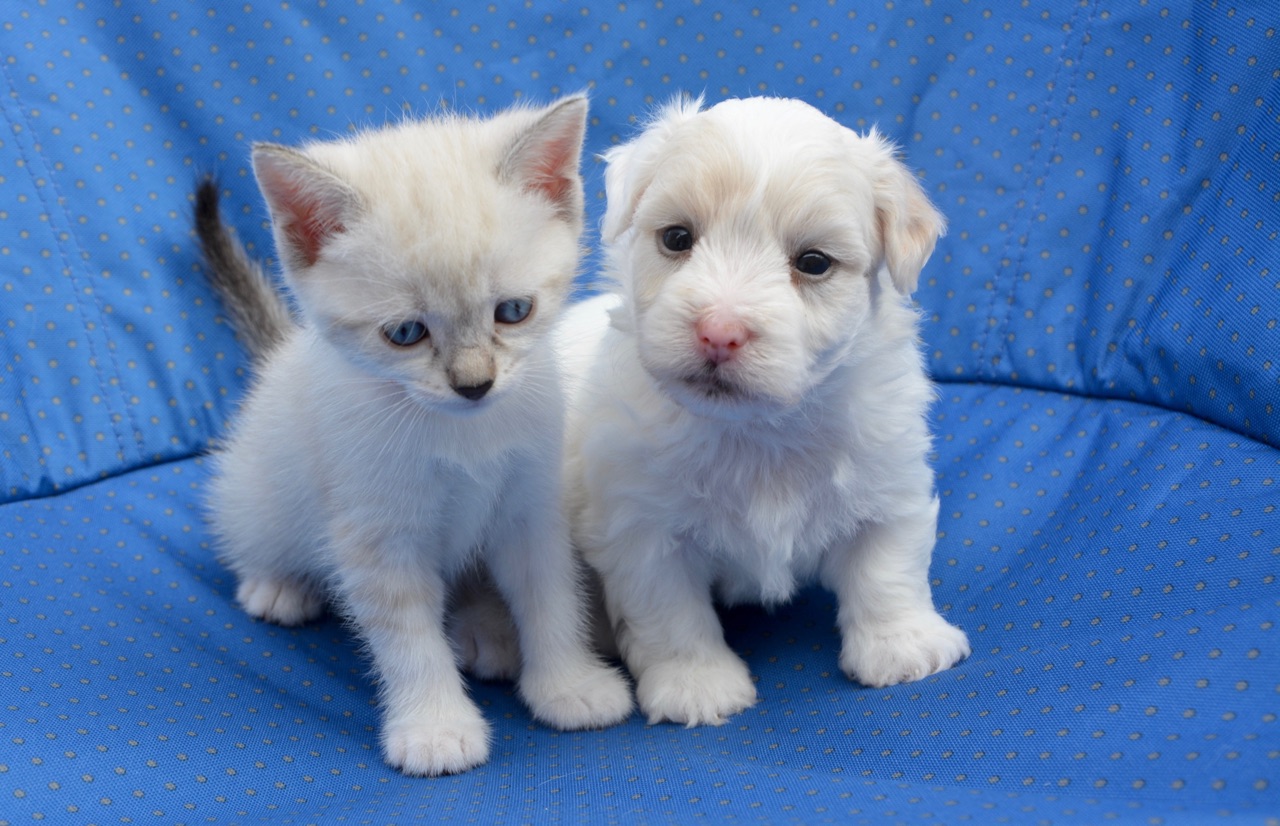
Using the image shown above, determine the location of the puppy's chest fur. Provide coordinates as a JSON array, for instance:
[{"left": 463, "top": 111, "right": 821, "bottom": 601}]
[{"left": 661, "top": 420, "right": 884, "bottom": 604}]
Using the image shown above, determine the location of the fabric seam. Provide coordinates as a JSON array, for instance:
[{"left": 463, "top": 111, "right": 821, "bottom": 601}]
[
  {"left": 0, "top": 60, "right": 143, "bottom": 466},
  {"left": 979, "top": 1, "right": 1099, "bottom": 378}
]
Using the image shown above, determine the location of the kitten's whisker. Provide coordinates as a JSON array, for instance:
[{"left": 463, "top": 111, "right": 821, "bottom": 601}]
[{"left": 368, "top": 395, "right": 431, "bottom": 467}]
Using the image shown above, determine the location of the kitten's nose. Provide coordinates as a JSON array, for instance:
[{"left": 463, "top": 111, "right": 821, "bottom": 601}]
[
  {"left": 452, "top": 380, "right": 493, "bottom": 401},
  {"left": 695, "top": 314, "right": 752, "bottom": 365}
]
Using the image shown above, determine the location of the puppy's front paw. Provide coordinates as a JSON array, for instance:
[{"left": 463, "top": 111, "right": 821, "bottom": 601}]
[
  {"left": 522, "top": 661, "right": 634, "bottom": 730},
  {"left": 841, "top": 611, "right": 970, "bottom": 688},
  {"left": 382, "top": 708, "right": 491, "bottom": 776},
  {"left": 236, "top": 576, "right": 325, "bottom": 626},
  {"left": 636, "top": 653, "right": 757, "bottom": 726}
]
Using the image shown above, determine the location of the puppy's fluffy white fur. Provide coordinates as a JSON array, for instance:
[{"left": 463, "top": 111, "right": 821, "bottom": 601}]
[{"left": 558, "top": 96, "right": 970, "bottom": 726}]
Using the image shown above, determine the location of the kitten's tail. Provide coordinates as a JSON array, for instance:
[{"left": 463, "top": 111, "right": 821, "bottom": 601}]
[{"left": 194, "top": 177, "right": 294, "bottom": 360}]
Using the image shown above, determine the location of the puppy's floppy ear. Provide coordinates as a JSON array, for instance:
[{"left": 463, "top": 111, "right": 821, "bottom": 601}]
[
  {"left": 500, "top": 94, "right": 589, "bottom": 223},
  {"left": 600, "top": 93, "right": 704, "bottom": 244},
  {"left": 252, "top": 142, "right": 364, "bottom": 273},
  {"left": 864, "top": 129, "right": 946, "bottom": 295}
]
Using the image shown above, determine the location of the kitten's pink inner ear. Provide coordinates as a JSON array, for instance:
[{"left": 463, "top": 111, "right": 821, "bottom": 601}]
[
  {"left": 280, "top": 194, "right": 345, "bottom": 268},
  {"left": 522, "top": 143, "right": 576, "bottom": 205},
  {"left": 254, "top": 149, "right": 350, "bottom": 268},
  {"left": 504, "top": 97, "right": 587, "bottom": 217}
]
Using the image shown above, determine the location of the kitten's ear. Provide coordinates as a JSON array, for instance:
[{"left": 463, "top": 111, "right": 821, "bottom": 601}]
[
  {"left": 252, "top": 143, "right": 362, "bottom": 271},
  {"left": 601, "top": 94, "right": 703, "bottom": 244},
  {"left": 500, "top": 95, "right": 589, "bottom": 222},
  {"left": 863, "top": 129, "right": 946, "bottom": 295}
]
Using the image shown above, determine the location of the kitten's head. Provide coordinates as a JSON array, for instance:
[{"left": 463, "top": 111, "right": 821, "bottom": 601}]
[
  {"left": 600, "top": 96, "right": 944, "bottom": 421},
  {"left": 252, "top": 95, "right": 588, "bottom": 411}
]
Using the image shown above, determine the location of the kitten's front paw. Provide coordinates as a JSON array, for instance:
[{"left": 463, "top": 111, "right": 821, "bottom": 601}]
[
  {"left": 841, "top": 611, "right": 970, "bottom": 688},
  {"left": 237, "top": 576, "right": 325, "bottom": 626},
  {"left": 522, "top": 661, "right": 633, "bottom": 730},
  {"left": 381, "top": 708, "right": 491, "bottom": 777},
  {"left": 635, "top": 653, "right": 757, "bottom": 726}
]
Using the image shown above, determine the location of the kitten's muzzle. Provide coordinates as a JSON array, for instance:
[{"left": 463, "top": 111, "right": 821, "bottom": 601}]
[
  {"left": 446, "top": 346, "right": 497, "bottom": 401},
  {"left": 451, "top": 380, "right": 494, "bottom": 401}
]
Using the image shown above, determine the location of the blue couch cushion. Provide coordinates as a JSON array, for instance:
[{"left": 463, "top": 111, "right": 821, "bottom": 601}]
[
  {"left": 2, "top": 385, "right": 1276, "bottom": 823},
  {"left": 0, "top": 1, "right": 1276, "bottom": 823}
]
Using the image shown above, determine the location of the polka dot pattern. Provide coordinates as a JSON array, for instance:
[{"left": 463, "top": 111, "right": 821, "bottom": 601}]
[
  {"left": 1, "top": 2, "right": 1276, "bottom": 823},
  {"left": 913, "top": 7, "right": 1279, "bottom": 447}
]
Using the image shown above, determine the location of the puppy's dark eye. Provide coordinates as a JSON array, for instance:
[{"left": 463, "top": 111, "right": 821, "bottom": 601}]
[
  {"left": 494, "top": 298, "right": 533, "bottom": 325},
  {"left": 661, "top": 226, "right": 694, "bottom": 253},
  {"left": 795, "top": 250, "right": 832, "bottom": 277},
  {"left": 384, "top": 320, "right": 429, "bottom": 347}
]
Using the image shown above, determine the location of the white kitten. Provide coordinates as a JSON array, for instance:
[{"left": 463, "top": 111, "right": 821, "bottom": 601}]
[
  {"left": 198, "top": 96, "right": 632, "bottom": 776},
  {"left": 558, "top": 96, "right": 970, "bottom": 726}
]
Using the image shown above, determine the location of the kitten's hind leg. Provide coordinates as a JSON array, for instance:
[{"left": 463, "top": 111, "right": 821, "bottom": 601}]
[
  {"left": 448, "top": 567, "right": 522, "bottom": 681},
  {"left": 237, "top": 576, "right": 326, "bottom": 626}
]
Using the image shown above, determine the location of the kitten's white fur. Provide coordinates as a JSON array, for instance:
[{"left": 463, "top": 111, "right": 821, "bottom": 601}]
[
  {"left": 558, "top": 96, "right": 970, "bottom": 726},
  {"left": 208, "top": 97, "right": 631, "bottom": 776}
]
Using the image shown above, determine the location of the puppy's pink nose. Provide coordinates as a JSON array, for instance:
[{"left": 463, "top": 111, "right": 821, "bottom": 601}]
[{"left": 695, "top": 314, "right": 752, "bottom": 365}]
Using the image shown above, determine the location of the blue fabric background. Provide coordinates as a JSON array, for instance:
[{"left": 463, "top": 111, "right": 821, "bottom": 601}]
[{"left": 0, "top": 2, "right": 1276, "bottom": 824}]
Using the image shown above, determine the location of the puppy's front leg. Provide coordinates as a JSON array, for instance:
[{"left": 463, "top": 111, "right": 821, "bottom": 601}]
[
  {"left": 485, "top": 497, "right": 633, "bottom": 731},
  {"left": 593, "top": 536, "right": 757, "bottom": 726},
  {"left": 331, "top": 525, "right": 490, "bottom": 777},
  {"left": 822, "top": 497, "right": 970, "bottom": 687}
]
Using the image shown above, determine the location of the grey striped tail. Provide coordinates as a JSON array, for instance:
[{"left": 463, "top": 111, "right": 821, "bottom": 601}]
[{"left": 194, "top": 177, "right": 294, "bottom": 360}]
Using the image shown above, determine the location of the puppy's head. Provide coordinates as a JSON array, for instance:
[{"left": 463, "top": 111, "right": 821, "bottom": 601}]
[{"left": 601, "top": 96, "right": 944, "bottom": 421}]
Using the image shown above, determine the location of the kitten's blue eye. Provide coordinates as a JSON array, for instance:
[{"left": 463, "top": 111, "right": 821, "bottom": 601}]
[
  {"left": 661, "top": 226, "right": 694, "bottom": 253},
  {"left": 795, "top": 250, "right": 832, "bottom": 277},
  {"left": 384, "top": 320, "right": 428, "bottom": 347},
  {"left": 494, "top": 298, "right": 533, "bottom": 325}
]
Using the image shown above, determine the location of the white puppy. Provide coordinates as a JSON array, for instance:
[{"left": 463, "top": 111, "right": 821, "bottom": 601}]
[{"left": 557, "top": 96, "right": 970, "bottom": 726}]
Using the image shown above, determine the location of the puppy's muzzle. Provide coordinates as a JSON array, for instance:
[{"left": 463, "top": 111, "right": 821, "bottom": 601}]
[{"left": 695, "top": 313, "right": 753, "bottom": 366}]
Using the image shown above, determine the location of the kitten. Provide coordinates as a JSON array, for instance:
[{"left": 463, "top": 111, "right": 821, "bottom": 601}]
[
  {"left": 557, "top": 96, "right": 970, "bottom": 726},
  {"left": 195, "top": 96, "right": 632, "bottom": 776}
]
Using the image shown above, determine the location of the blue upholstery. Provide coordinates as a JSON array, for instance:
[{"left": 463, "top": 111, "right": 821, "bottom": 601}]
[{"left": 2, "top": 3, "right": 1276, "bottom": 823}]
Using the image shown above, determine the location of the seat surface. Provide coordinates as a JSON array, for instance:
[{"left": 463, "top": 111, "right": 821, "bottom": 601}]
[
  {"left": 2, "top": 384, "right": 1276, "bottom": 824},
  {"left": 0, "top": 1, "right": 1276, "bottom": 823}
]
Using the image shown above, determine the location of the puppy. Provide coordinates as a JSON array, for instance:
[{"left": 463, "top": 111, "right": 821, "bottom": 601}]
[{"left": 557, "top": 96, "right": 970, "bottom": 726}]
